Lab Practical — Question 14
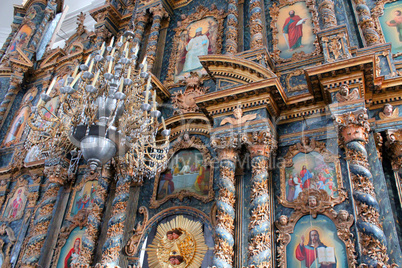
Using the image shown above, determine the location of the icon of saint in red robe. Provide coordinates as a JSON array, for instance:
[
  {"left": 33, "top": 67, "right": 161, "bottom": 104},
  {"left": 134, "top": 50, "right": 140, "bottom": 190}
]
[{"left": 283, "top": 10, "right": 308, "bottom": 51}]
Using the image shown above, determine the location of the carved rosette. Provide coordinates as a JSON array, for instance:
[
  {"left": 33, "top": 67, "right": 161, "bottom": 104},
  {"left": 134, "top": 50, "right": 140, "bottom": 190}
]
[
  {"left": 249, "top": 0, "right": 264, "bottom": 49},
  {"left": 334, "top": 109, "right": 389, "bottom": 266},
  {"left": 212, "top": 139, "right": 237, "bottom": 268},
  {"left": 226, "top": 0, "right": 239, "bottom": 54},
  {"left": 21, "top": 165, "right": 68, "bottom": 266},
  {"left": 78, "top": 166, "right": 112, "bottom": 265},
  {"left": 146, "top": 4, "right": 168, "bottom": 71},
  {"left": 248, "top": 153, "right": 271, "bottom": 266},
  {"left": 100, "top": 174, "right": 131, "bottom": 265}
]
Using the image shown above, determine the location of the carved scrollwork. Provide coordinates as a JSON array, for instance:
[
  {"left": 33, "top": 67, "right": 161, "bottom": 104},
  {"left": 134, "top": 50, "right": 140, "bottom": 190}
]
[
  {"left": 285, "top": 69, "right": 308, "bottom": 92},
  {"left": 125, "top": 206, "right": 149, "bottom": 256}
]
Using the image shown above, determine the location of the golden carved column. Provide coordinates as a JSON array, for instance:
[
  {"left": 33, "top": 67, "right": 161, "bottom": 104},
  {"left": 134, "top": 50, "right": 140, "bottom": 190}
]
[
  {"left": 226, "top": 0, "right": 239, "bottom": 54},
  {"left": 334, "top": 109, "right": 390, "bottom": 266},
  {"left": 386, "top": 129, "right": 402, "bottom": 208},
  {"left": 133, "top": 11, "right": 149, "bottom": 47},
  {"left": 247, "top": 142, "right": 272, "bottom": 267},
  {"left": 77, "top": 164, "right": 113, "bottom": 266},
  {"left": 211, "top": 137, "right": 238, "bottom": 268},
  {"left": 249, "top": 0, "right": 264, "bottom": 49},
  {"left": 318, "top": 0, "right": 337, "bottom": 28},
  {"left": 352, "top": 0, "right": 381, "bottom": 46},
  {"left": 146, "top": 4, "right": 168, "bottom": 71},
  {"left": 21, "top": 163, "right": 68, "bottom": 267}
]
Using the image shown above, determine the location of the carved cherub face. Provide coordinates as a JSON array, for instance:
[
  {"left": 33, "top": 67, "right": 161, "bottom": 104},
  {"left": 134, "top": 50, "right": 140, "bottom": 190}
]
[
  {"left": 339, "top": 210, "right": 349, "bottom": 221},
  {"left": 308, "top": 196, "right": 317, "bottom": 207},
  {"left": 339, "top": 84, "right": 349, "bottom": 96},
  {"left": 233, "top": 107, "right": 243, "bottom": 119},
  {"left": 383, "top": 104, "right": 393, "bottom": 116},
  {"left": 279, "top": 215, "right": 288, "bottom": 226}
]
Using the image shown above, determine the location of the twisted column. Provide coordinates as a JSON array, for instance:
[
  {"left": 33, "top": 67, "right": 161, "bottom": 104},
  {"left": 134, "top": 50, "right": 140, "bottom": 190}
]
[
  {"left": 247, "top": 145, "right": 271, "bottom": 267},
  {"left": 100, "top": 174, "right": 131, "bottom": 266},
  {"left": 318, "top": 0, "right": 337, "bottom": 29},
  {"left": 146, "top": 4, "right": 167, "bottom": 71},
  {"left": 213, "top": 148, "right": 237, "bottom": 268},
  {"left": 78, "top": 165, "right": 113, "bottom": 266},
  {"left": 226, "top": 0, "right": 239, "bottom": 54},
  {"left": 334, "top": 109, "right": 389, "bottom": 266},
  {"left": 133, "top": 11, "right": 148, "bottom": 48},
  {"left": 21, "top": 163, "right": 67, "bottom": 267},
  {"left": 249, "top": 0, "right": 263, "bottom": 49},
  {"left": 352, "top": 0, "right": 380, "bottom": 46},
  {"left": 0, "top": 74, "right": 23, "bottom": 128}
]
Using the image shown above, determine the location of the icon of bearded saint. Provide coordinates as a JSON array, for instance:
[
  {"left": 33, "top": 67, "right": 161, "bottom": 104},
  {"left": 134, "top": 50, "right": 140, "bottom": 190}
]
[{"left": 147, "top": 216, "right": 207, "bottom": 268}]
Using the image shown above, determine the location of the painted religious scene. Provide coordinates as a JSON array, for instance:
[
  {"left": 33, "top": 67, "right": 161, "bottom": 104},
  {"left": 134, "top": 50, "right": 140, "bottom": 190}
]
[
  {"left": 174, "top": 17, "right": 218, "bottom": 82},
  {"left": 276, "top": 2, "right": 316, "bottom": 59},
  {"left": 70, "top": 180, "right": 98, "bottom": 217},
  {"left": 3, "top": 106, "right": 30, "bottom": 145},
  {"left": 56, "top": 227, "right": 86, "bottom": 268},
  {"left": 157, "top": 149, "right": 210, "bottom": 200},
  {"left": 285, "top": 152, "right": 338, "bottom": 202},
  {"left": 3, "top": 186, "right": 27, "bottom": 220},
  {"left": 8, "top": 24, "right": 32, "bottom": 53},
  {"left": 379, "top": 1, "right": 402, "bottom": 54},
  {"left": 286, "top": 215, "right": 348, "bottom": 267}
]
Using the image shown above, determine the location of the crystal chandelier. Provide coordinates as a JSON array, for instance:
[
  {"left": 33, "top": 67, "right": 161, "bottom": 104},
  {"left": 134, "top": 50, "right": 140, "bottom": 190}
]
[{"left": 27, "top": 30, "right": 170, "bottom": 178}]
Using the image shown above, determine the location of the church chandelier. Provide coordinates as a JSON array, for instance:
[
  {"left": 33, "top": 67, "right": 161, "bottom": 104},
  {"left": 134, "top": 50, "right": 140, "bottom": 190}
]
[{"left": 27, "top": 30, "right": 171, "bottom": 178}]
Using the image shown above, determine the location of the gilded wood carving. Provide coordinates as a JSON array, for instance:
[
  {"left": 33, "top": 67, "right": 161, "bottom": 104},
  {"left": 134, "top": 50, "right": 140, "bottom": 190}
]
[
  {"left": 0, "top": 176, "right": 28, "bottom": 222},
  {"left": 279, "top": 137, "right": 347, "bottom": 209},
  {"left": 150, "top": 136, "right": 214, "bottom": 208}
]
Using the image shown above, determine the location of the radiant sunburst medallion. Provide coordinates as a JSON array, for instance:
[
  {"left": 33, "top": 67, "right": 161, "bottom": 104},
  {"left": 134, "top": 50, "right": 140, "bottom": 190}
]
[{"left": 147, "top": 215, "right": 208, "bottom": 267}]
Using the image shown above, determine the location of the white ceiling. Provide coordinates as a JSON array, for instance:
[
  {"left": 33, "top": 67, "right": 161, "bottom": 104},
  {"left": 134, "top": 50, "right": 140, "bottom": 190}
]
[{"left": 0, "top": 0, "right": 101, "bottom": 51}]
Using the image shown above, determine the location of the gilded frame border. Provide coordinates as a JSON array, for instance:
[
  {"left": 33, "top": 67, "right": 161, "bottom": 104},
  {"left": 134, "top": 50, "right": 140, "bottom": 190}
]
[
  {"left": 279, "top": 137, "right": 347, "bottom": 209},
  {"left": 150, "top": 136, "right": 214, "bottom": 208},
  {"left": 275, "top": 190, "right": 357, "bottom": 267},
  {"left": 164, "top": 5, "right": 226, "bottom": 89},
  {"left": 269, "top": 0, "right": 321, "bottom": 63}
]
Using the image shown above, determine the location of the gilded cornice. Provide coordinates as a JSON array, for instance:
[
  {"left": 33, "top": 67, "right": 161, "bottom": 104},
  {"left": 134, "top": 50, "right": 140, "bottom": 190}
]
[
  {"left": 199, "top": 54, "right": 276, "bottom": 83},
  {"left": 158, "top": 113, "right": 211, "bottom": 139},
  {"left": 195, "top": 79, "right": 283, "bottom": 118},
  {"left": 150, "top": 73, "right": 170, "bottom": 100}
]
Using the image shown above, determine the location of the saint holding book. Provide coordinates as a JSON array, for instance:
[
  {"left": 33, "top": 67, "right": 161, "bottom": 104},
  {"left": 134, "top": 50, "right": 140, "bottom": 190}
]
[{"left": 295, "top": 230, "right": 336, "bottom": 267}]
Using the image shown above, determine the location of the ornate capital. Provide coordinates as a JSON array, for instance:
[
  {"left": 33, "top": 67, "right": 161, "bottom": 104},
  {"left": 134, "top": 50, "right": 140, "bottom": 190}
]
[
  {"left": 386, "top": 129, "right": 402, "bottom": 170},
  {"left": 44, "top": 164, "right": 69, "bottom": 186},
  {"left": 242, "top": 130, "right": 276, "bottom": 157},
  {"left": 333, "top": 109, "right": 370, "bottom": 145},
  {"left": 150, "top": 4, "right": 168, "bottom": 19}
]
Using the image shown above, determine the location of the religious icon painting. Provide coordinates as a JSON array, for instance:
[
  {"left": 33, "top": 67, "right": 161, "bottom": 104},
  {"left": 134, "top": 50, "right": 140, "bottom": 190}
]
[
  {"left": 150, "top": 138, "right": 214, "bottom": 208},
  {"left": 68, "top": 180, "right": 98, "bottom": 218},
  {"left": 8, "top": 24, "right": 32, "bottom": 53},
  {"left": 3, "top": 106, "right": 30, "bottom": 146},
  {"left": 269, "top": 0, "right": 320, "bottom": 63},
  {"left": 56, "top": 227, "right": 86, "bottom": 268},
  {"left": 164, "top": 6, "right": 226, "bottom": 88},
  {"left": 2, "top": 186, "right": 27, "bottom": 221},
  {"left": 22, "top": 87, "right": 38, "bottom": 104},
  {"left": 147, "top": 215, "right": 208, "bottom": 268},
  {"left": 286, "top": 215, "right": 348, "bottom": 267},
  {"left": 378, "top": 1, "right": 402, "bottom": 55},
  {"left": 174, "top": 17, "right": 218, "bottom": 83},
  {"left": 280, "top": 138, "right": 346, "bottom": 209}
]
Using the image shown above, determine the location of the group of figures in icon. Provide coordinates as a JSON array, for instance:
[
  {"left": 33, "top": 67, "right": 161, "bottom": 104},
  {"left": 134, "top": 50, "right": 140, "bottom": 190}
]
[
  {"left": 285, "top": 151, "right": 338, "bottom": 202},
  {"left": 157, "top": 149, "right": 210, "bottom": 199},
  {"left": 286, "top": 164, "right": 336, "bottom": 202}
]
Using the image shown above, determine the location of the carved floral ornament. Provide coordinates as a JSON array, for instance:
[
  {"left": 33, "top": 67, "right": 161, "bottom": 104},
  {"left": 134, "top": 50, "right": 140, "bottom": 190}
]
[
  {"left": 269, "top": 0, "right": 321, "bottom": 63},
  {"left": 150, "top": 136, "right": 214, "bottom": 208},
  {"left": 164, "top": 5, "right": 226, "bottom": 89},
  {"left": 279, "top": 137, "right": 347, "bottom": 209},
  {"left": 333, "top": 109, "right": 370, "bottom": 145},
  {"left": 275, "top": 191, "right": 357, "bottom": 267}
]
